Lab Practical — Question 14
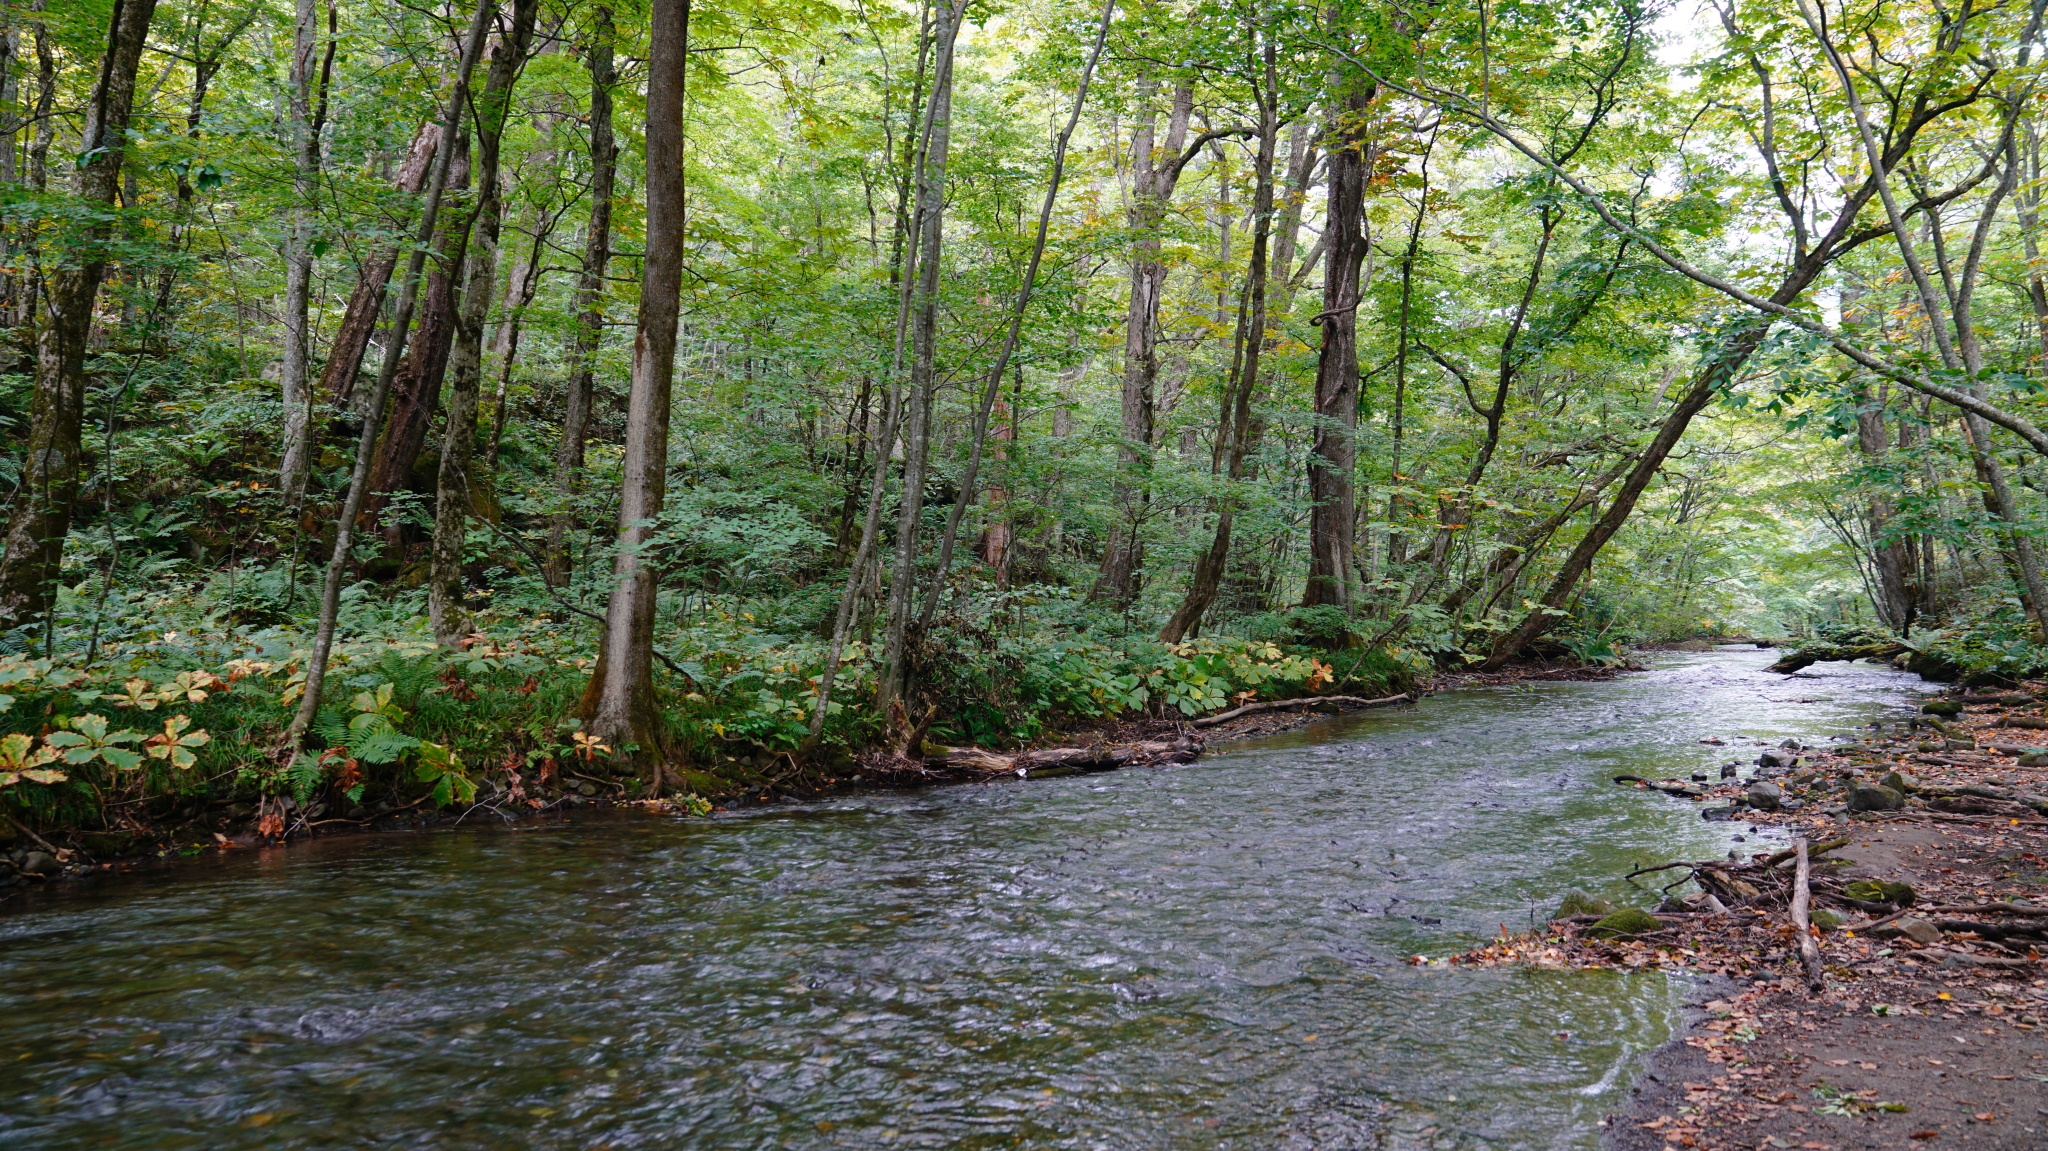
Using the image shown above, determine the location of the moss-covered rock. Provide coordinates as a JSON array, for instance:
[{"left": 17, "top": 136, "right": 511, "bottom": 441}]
[
  {"left": 1920, "top": 699, "right": 1963, "bottom": 717},
  {"left": 1877, "top": 770, "right": 1919, "bottom": 795},
  {"left": 1844, "top": 879, "right": 1916, "bottom": 907},
  {"left": 1587, "top": 908, "right": 1662, "bottom": 941},
  {"left": 1809, "top": 909, "right": 1844, "bottom": 933},
  {"left": 1552, "top": 889, "right": 1616, "bottom": 920},
  {"left": 1847, "top": 783, "right": 1905, "bottom": 812}
]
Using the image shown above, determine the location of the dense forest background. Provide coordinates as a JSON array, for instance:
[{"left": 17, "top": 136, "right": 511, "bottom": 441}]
[{"left": 3, "top": 0, "right": 2046, "bottom": 827}]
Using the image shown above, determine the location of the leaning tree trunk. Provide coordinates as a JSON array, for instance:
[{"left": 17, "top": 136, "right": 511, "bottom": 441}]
[
  {"left": 0, "top": 0, "right": 158, "bottom": 629},
  {"left": 582, "top": 0, "right": 689, "bottom": 769},
  {"left": 285, "top": 0, "right": 495, "bottom": 746},
  {"left": 543, "top": 5, "right": 617, "bottom": 587},
  {"left": 318, "top": 122, "right": 440, "bottom": 409},
  {"left": 365, "top": 134, "right": 472, "bottom": 524},
  {"left": 1477, "top": 322, "right": 1769, "bottom": 669},
  {"left": 428, "top": 0, "right": 536, "bottom": 644},
  {"left": 1303, "top": 70, "right": 1372, "bottom": 610}
]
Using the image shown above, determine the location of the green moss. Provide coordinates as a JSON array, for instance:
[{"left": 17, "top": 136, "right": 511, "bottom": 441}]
[
  {"left": 1552, "top": 889, "right": 1616, "bottom": 920},
  {"left": 1844, "top": 879, "right": 1916, "bottom": 906},
  {"left": 1587, "top": 908, "right": 1662, "bottom": 940}
]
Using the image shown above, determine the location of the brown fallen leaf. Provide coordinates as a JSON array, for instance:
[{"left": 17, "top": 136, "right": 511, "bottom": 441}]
[
  {"left": 1975, "top": 1112, "right": 1996, "bottom": 1122},
  {"left": 1910, "top": 1132, "right": 1939, "bottom": 1141}
]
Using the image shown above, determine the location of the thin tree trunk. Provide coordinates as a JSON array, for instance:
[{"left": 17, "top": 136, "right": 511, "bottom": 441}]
[
  {"left": 875, "top": 0, "right": 962, "bottom": 713},
  {"left": 285, "top": 0, "right": 496, "bottom": 745},
  {"left": 429, "top": 0, "right": 537, "bottom": 644},
  {"left": 543, "top": 6, "right": 617, "bottom": 587},
  {"left": 916, "top": 0, "right": 1113, "bottom": 625},
  {"left": 802, "top": 0, "right": 943, "bottom": 747},
  {"left": 1160, "top": 39, "right": 1279, "bottom": 643},
  {"left": 0, "top": 0, "right": 158, "bottom": 628},
  {"left": 278, "top": 0, "right": 335, "bottom": 503},
  {"left": 1304, "top": 68, "right": 1373, "bottom": 609},
  {"left": 582, "top": 0, "right": 689, "bottom": 766}
]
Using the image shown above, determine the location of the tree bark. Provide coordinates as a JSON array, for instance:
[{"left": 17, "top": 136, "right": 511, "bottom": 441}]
[
  {"left": 0, "top": 0, "right": 158, "bottom": 629},
  {"left": 544, "top": 5, "right": 617, "bottom": 587},
  {"left": 583, "top": 0, "right": 689, "bottom": 766},
  {"left": 1304, "top": 70, "right": 1373, "bottom": 610},
  {"left": 365, "top": 134, "right": 472, "bottom": 522},
  {"left": 429, "top": 0, "right": 537, "bottom": 644},
  {"left": 318, "top": 123, "right": 440, "bottom": 409}
]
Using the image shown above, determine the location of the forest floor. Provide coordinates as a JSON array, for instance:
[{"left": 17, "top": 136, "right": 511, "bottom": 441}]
[{"left": 1445, "top": 680, "right": 2048, "bottom": 1149}]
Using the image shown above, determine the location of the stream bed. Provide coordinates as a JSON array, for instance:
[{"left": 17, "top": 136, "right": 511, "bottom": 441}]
[{"left": 0, "top": 648, "right": 1936, "bottom": 1149}]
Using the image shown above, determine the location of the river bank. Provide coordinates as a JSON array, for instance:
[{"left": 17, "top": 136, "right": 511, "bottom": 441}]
[{"left": 1449, "top": 670, "right": 2048, "bottom": 1148}]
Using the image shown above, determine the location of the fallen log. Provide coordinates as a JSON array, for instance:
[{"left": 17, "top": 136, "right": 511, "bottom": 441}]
[
  {"left": 1188, "top": 692, "right": 1412, "bottom": 728},
  {"left": 1765, "top": 639, "right": 1906, "bottom": 674},
  {"left": 927, "top": 736, "right": 1204, "bottom": 778},
  {"left": 1922, "top": 902, "right": 2048, "bottom": 917},
  {"left": 1790, "top": 839, "right": 1825, "bottom": 993},
  {"left": 1995, "top": 716, "right": 2048, "bottom": 729}
]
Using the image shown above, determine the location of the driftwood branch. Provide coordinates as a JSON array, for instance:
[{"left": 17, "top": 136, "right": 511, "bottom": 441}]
[
  {"left": 1189, "top": 693, "right": 1413, "bottom": 729},
  {"left": 1791, "top": 838, "right": 1825, "bottom": 993}
]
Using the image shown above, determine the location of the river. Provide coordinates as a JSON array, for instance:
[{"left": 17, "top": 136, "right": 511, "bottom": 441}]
[{"left": 0, "top": 648, "right": 1935, "bottom": 1149}]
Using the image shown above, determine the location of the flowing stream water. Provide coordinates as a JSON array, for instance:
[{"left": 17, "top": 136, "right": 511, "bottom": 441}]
[{"left": 0, "top": 648, "right": 1935, "bottom": 1150}]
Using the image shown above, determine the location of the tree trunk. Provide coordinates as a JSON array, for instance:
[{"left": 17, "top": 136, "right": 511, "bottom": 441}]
[
  {"left": 544, "top": 6, "right": 616, "bottom": 587},
  {"left": 1090, "top": 82, "right": 1193, "bottom": 607},
  {"left": 1304, "top": 71, "right": 1372, "bottom": 610},
  {"left": 1477, "top": 323, "right": 1767, "bottom": 669},
  {"left": 875, "top": 0, "right": 960, "bottom": 713},
  {"left": 277, "top": 0, "right": 333, "bottom": 503},
  {"left": 428, "top": 0, "right": 536, "bottom": 644},
  {"left": 318, "top": 122, "right": 440, "bottom": 409},
  {"left": 1160, "top": 43, "right": 1278, "bottom": 643},
  {"left": 0, "top": 0, "right": 158, "bottom": 629},
  {"left": 365, "top": 133, "right": 472, "bottom": 527},
  {"left": 285, "top": 0, "right": 496, "bottom": 746},
  {"left": 1854, "top": 383, "right": 1916, "bottom": 632},
  {"left": 583, "top": 0, "right": 689, "bottom": 766}
]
